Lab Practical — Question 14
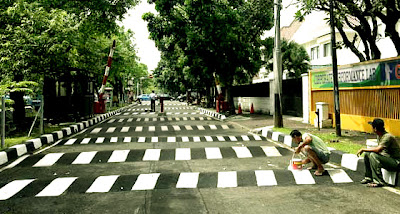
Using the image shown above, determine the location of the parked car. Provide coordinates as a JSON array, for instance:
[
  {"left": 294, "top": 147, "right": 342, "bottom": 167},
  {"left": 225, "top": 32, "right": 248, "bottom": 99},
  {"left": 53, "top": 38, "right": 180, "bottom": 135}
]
[{"left": 138, "top": 94, "right": 150, "bottom": 101}]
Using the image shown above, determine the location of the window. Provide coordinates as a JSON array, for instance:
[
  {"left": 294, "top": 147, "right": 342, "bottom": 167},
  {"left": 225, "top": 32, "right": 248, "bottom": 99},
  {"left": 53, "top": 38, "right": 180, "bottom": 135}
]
[
  {"left": 311, "top": 46, "right": 319, "bottom": 60},
  {"left": 323, "top": 43, "right": 331, "bottom": 57}
]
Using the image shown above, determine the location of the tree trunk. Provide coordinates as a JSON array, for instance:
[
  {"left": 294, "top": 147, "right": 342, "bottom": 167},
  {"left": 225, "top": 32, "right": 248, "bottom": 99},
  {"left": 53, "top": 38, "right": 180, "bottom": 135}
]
[{"left": 226, "top": 84, "right": 236, "bottom": 115}]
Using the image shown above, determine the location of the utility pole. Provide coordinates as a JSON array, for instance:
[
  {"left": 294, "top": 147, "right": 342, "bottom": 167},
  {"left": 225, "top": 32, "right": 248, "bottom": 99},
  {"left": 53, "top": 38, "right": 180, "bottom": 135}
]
[
  {"left": 330, "top": 0, "right": 341, "bottom": 136},
  {"left": 1, "top": 96, "right": 5, "bottom": 148},
  {"left": 273, "top": 0, "right": 283, "bottom": 127}
]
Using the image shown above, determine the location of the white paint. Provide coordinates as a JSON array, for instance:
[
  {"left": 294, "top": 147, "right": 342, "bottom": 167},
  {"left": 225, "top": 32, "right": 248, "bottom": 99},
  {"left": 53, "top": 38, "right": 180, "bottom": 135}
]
[
  {"left": 209, "top": 125, "right": 217, "bottom": 130},
  {"left": 86, "top": 175, "right": 119, "bottom": 193},
  {"left": 121, "top": 127, "right": 130, "bottom": 132},
  {"left": 138, "top": 137, "right": 146, "bottom": 143},
  {"left": 232, "top": 147, "right": 252, "bottom": 158},
  {"left": 196, "top": 125, "right": 205, "bottom": 131},
  {"left": 241, "top": 135, "right": 250, "bottom": 141},
  {"left": 0, "top": 151, "right": 8, "bottom": 165},
  {"left": 131, "top": 173, "right": 160, "bottom": 190},
  {"left": 271, "top": 132, "right": 282, "bottom": 141},
  {"left": 173, "top": 125, "right": 181, "bottom": 131},
  {"left": 110, "top": 137, "right": 118, "bottom": 143},
  {"left": 181, "top": 137, "right": 189, "bottom": 142},
  {"left": 291, "top": 170, "right": 316, "bottom": 185},
  {"left": 221, "top": 125, "right": 229, "bottom": 130},
  {"left": 91, "top": 128, "right": 102, "bottom": 134},
  {"left": 160, "top": 118, "right": 165, "bottom": 121},
  {"left": 185, "top": 125, "right": 193, "bottom": 130},
  {"left": 341, "top": 154, "right": 360, "bottom": 171},
  {"left": 255, "top": 170, "right": 277, "bottom": 186},
  {"left": 124, "top": 137, "right": 132, "bottom": 143},
  {"left": 0, "top": 179, "right": 35, "bottom": 200},
  {"left": 327, "top": 169, "right": 353, "bottom": 183},
  {"left": 229, "top": 136, "right": 238, "bottom": 141},
  {"left": 33, "top": 153, "right": 64, "bottom": 167},
  {"left": 36, "top": 177, "right": 77, "bottom": 197},
  {"left": 167, "top": 137, "right": 176, "bottom": 143},
  {"left": 107, "top": 119, "right": 115, "bottom": 123},
  {"left": 118, "top": 119, "right": 124, "bottom": 122},
  {"left": 176, "top": 172, "right": 199, "bottom": 188},
  {"left": 149, "top": 126, "right": 155, "bottom": 132},
  {"left": 151, "top": 137, "right": 158, "bottom": 143},
  {"left": 205, "top": 136, "right": 213, "bottom": 142},
  {"left": 217, "top": 171, "right": 237, "bottom": 188},
  {"left": 175, "top": 148, "right": 191, "bottom": 160},
  {"left": 260, "top": 146, "right": 282, "bottom": 157},
  {"left": 143, "top": 149, "right": 161, "bottom": 161},
  {"left": 95, "top": 137, "right": 105, "bottom": 144},
  {"left": 217, "top": 136, "right": 225, "bottom": 141},
  {"left": 64, "top": 139, "right": 77, "bottom": 145},
  {"left": 193, "top": 137, "right": 201, "bottom": 142},
  {"left": 108, "top": 150, "right": 130, "bottom": 163},
  {"left": 199, "top": 117, "right": 204, "bottom": 120},
  {"left": 72, "top": 151, "right": 97, "bottom": 165},
  {"left": 205, "top": 147, "right": 223, "bottom": 159},
  {"left": 161, "top": 126, "right": 169, "bottom": 131},
  {"left": 135, "top": 126, "right": 143, "bottom": 132},
  {"left": 81, "top": 138, "right": 91, "bottom": 144},
  {"left": 253, "top": 135, "right": 262, "bottom": 141},
  {"left": 11, "top": 144, "right": 27, "bottom": 156}
]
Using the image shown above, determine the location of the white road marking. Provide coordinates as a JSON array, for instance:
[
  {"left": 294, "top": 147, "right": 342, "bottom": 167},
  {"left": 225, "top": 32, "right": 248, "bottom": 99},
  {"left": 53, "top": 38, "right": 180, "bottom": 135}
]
[
  {"left": 197, "top": 125, "right": 205, "bottom": 130},
  {"left": 86, "top": 175, "right": 119, "bottom": 193},
  {"left": 328, "top": 169, "right": 353, "bottom": 183},
  {"left": 72, "top": 151, "right": 97, "bottom": 165},
  {"left": 193, "top": 137, "right": 201, "bottom": 142},
  {"left": 291, "top": 170, "right": 316, "bottom": 185},
  {"left": 253, "top": 135, "right": 262, "bottom": 141},
  {"left": 176, "top": 172, "right": 199, "bottom": 188},
  {"left": 217, "top": 136, "right": 225, "bottom": 141},
  {"left": 149, "top": 126, "right": 155, "bottom": 132},
  {"left": 33, "top": 153, "right": 64, "bottom": 167},
  {"left": 95, "top": 137, "right": 105, "bottom": 144},
  {"left": 151, "top": 137, "right": 159, "bottom": 143},
  {"left": 64, "top": 139, "right": 77, "bottom": 145},
  {"left": 232, "top": 147, "right": 252, "bottom": 158},
  {"left": 106, "top": 127, "right": 116, "bottom": 133},
  {"left": 81, "top": 138, "right": 91, "bottom": 144},
  {"left": 91, "top": 128, "right": 102, "bottom": 134},
  {"left": 167, "top": 137, "right": 176, "bottom": 143},
  {"left": 108, "top": 150, "right": 130, "bottom": 163},
  {"left": 255, "top": 170, "right": 277, "bottom": 186},
  {"left": 182, "top": 137, "right": 189, "bottom": 142},
  {"left": 173, "top": 125, "right": 181, "bottom": 131},
  {"left": 185, "top": 125, "right": 193, "bottom": 130},
  {"left": 110, "top": 137, "right": 118, "bottom": 143},
  {"left": 205, "top": 136, "right": 213, "bottom": 142},
  {"left": 138, "top": 137, "right": 146, "bottom": 143},
  {"left": 121, "top": 127, "right": 130, "bottom": 132},
  {"left": 260, "top": 146, "right": 282, "bottom": 157},
  {"left": 123, "top": 137, "right": 131, "bottom": 143},
  {"left": 221, "top": 125, "right": 229, "bottom": 130},
  {"left": 132, "top": 173, "right": 160, "bottom": 190},
  {"left": 0, "top": 179, "right": 35, "bottom": 200},
  {"left": 36, "top": 177, "right": 77, "bottom": 197},
  {"left": 143, "top": 149, "right": 161, "bottom": 161},
  {"left": 135, "top": 126, "right": 143, "bottom": 132},
  {"left": 161, "top": 126, "right": 169, "bottom": 131},
  {"left": 175, "top": 148, "right": 191, "bottom": 160},
  {"left": 205, "top": 147, "right": 222, "bottom": 159},
  {"left": 218, "top": 171, "right": 237, "bottom": 188},
  {"left": 209, "top": 125, "right": 217, "bottom": 130},
  {"left": 241, "top": 135, "right": 250, "bottom": 141},
  {"left": 229, "top": 136, "right": 238, "bottom": 141}
]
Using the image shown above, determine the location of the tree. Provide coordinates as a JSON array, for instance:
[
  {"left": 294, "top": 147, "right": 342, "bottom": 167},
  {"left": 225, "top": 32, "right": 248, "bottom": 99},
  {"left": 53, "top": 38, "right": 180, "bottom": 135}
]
[
  {"left": 295, "top": 0, "right": 400, "bottom": 62},
  {"left": 144, "top": 0, "right": 274, "bottom": 113},
  {"left": 261, "top": 38, "right": 311, "bottom": 78}
]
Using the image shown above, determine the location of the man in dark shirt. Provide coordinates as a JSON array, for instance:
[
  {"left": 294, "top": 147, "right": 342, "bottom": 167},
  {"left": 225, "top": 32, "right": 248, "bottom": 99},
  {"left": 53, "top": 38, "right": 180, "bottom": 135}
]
[{"left": 357, "top": 118, "right": 400, "bottom": 187}]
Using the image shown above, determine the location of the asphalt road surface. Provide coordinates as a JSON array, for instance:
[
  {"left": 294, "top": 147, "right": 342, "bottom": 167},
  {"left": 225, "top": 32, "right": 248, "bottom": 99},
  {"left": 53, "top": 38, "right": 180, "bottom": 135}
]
[{"left": 1, "top": 101, "right": 400, "bottom": 214}]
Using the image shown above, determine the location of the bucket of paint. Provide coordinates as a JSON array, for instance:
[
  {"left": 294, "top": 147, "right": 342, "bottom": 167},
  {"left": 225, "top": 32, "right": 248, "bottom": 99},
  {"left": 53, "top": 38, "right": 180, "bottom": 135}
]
[{"left": 289, "top": 154, "right": 303, "bottom": 170}]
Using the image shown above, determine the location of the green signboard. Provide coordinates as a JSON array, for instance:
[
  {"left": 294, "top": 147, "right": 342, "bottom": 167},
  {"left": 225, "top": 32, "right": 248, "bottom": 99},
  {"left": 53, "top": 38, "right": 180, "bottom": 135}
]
[{"left": 311, "top": 60, "right": 400, "bottom": 89}]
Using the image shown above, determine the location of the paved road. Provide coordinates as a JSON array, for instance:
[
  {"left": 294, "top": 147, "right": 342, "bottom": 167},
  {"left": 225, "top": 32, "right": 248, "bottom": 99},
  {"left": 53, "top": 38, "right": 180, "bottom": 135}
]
[{"left": 1, "top": 101, "right": 399, "bottom": 214}]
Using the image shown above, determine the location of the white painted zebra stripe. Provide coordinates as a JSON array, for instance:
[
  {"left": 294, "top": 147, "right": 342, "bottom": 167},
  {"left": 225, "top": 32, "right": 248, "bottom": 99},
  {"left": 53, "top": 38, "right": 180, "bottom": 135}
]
[
  {"left": 107, "top": 119, "right": 115, "bottom": 123},
  {"left": 253, "top": 135, "right": 262, "bottom": 141},
  {"left": 33, "top": 153, "right": 64, "bottom": 167},
  {"left": 190, "top": 117, "right": 195, "bottom": 120},
  {"left": 132, "top": 173, "right": 160, "bottom": 190},
  {"left": 127, "top": 118, "right": 133, "bottom": 122},
  {"left": 107, "top": 150, "right": 129, "bottom": 163},
  {"left": 138, "top": 137, "right": 146, "bottom": 143},
  {"left": 217, "top": 136, "right": 225, "bottom": 141},
  {"left": 161, "top": 126, "right": 169, "bottom": 131},
  {"left": 205, "top": 147, "right": 222, "bottom": 159},
  {"left": 152, "top": 118, "right": 157, "bottom": 121},
  {"left": 255, "top": 170, "right": 277, "bottom": 186},
  {"left": 182, "top": 137, "right": 189, "bottom": 142},
  {"left": 209, "top": 125, "right": 217, "bottom": 130},
  {"left": 197, "top": 125, "right": 205, "bottom": 130},
  {"left": 229, "top": 136, "right": 238, "bottom": 141},
  {"left": 0, "top": 151, "right": 8, "bottom": 165},
  {"left": 72, "top": 151, "right": 97, "bottom": 165},
  {"left": 81, "top": 138, "right": 91, "bottom": 144},
  {"left": 221, "top": 125, "right": 229, "bottom": 130},
  {"left": 160, "top": 118, "right": 165, "bottom": 121},
  {"left": 183, "top": 117, "right": 188, "bottom": 121},
  {"left": 260, "top": 146, "right": 282, "bottom": 157},
  {"left": 144, "top": 118, "right": 149, "bottom": 122},
  {"left": 328, "top": 169, "right": 353, "bottom": 183},
  {"left": 64, "top": 138, "right": 77, "bottom": 145},
  {"left": 176, "top": 118, "right": 180, "bottom": 121},
  {"left": 175, "top": 148, "right": 191, "bottom": 160},
  {"left": 110, "top": 137, "right": 118, "bottom": 143},
  {"left": 0, "top": 179, "right": 35, "bottom": 200},
  {"left": 143, "top": 149, "right": 161, "bottom": 161},
  {"left": 136, "top": 118, "right": 141, "bottom": 121},
  {"left": 95, "top": 137, "right": 105, "bottom": 144},
  {"left": 86, "top": 175, "right": 119, "bottom": 193},
  {"left": 124, "top": 137, "right": 131, "bottom": 143},
  {"left": 185, "top": 125, "right": 193, "bottom": 130},
  {"left": 173, "top": 125, "right": 181, "bottom": 131},
  {"left": 168, "top": 117, "right": 173, "bottom": 121},
  {"left": 91, "top": 128, "right": 102, "bottom": 134},
  {"left": 133, "top": 112, "right": 139, "bottom": 115},
  {"left": 205, "top": 136, "right": 213, "bottom": 142},
  {"left": 232, "top": 146, "right": 252, "bottom": 158},
  {"left": 199, "top": 117, "right": 204, "bottom": 120},
  {"left": 151, "top": 137, "right": 158, "bottom": 143},
  {"left": 241, "top": 135, "right": 250, "bottom": 141},
  {"left": 291, "top": 170, "right": 315, "bottom": 185},
  {"left": 218, "top": 171, "right": 237, "bottom": 188},
  {"left": 36, "top": 177, "right": 77, "bottom": 197},
  {"left": 193, "top": 137, "right": 201, "bottom": 142},
  {"left": 149, "top": 126, "right": 155, "bottom": 132},
  {"left": 176, "top": 172, "right": 199, "bottom": 188},
  {"left": 121, "top": 127, "right": 130, "bottom": 132},
  {"left": 118, "top": 119, "right": 124, "bottom": 122},
  {"left": 167, "top": 137, "right": 176, "bottom": 143}
]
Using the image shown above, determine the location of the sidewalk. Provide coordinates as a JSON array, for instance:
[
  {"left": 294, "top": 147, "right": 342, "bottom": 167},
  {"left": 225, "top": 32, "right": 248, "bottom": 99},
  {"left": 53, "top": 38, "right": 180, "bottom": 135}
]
[{"left": 199, "top": 107, "right": 400, "bottom": 187}]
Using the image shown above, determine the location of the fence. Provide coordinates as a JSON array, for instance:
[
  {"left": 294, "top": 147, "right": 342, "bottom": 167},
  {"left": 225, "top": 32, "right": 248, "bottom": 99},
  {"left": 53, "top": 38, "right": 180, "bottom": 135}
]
[{"left": 309, "top": 56, "right": 400, "bottom": 136}]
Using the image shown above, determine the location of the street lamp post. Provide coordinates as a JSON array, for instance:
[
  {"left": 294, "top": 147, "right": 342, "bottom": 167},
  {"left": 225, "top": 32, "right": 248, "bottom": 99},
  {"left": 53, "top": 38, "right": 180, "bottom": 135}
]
[{"left": 273, "top": 0, "right": 283, "bottom": 128}]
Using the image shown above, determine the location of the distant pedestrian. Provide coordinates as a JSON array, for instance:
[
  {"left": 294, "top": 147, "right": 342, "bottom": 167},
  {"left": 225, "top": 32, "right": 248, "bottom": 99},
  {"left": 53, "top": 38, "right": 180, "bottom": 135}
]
[
  {"left": 290, "top": 130, "right": 331, "bottom": 176},
  {"left": 149, "top": 90, "right": 156, "bottom": 112},
  {"left": 357, "top": 118, "right": 400, "bottom": 187}
]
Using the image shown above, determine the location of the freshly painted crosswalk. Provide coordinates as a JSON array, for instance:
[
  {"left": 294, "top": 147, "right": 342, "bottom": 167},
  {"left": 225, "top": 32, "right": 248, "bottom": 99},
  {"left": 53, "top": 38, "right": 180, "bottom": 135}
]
[
  {"left": 107, "top": 117, "right": 213, "bottom": 123},
  {"left": 28, "top": 146, "right": 284, "bottom": 167},
  {"left": 86, "top": 124, "right": 231, "bottom": 134},
  {"left": 0, "top": 169, "right": 358, "bottom": 201}
]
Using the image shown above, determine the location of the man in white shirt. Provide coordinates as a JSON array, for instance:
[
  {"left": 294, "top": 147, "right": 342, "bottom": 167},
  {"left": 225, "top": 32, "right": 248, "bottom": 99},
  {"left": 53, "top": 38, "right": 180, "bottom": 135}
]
[{"left": 149, "top": 91, "right": 156, "bottom": 112}]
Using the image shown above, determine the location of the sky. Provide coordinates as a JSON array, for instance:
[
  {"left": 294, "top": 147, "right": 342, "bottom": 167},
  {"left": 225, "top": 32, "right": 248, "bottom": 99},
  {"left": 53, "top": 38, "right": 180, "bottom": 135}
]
[
  {"left": 120, "top": 0, "right": 298, "bottom": 73},
  {"left": 121, "top": 1, "right": 160, "bottom": 72}
]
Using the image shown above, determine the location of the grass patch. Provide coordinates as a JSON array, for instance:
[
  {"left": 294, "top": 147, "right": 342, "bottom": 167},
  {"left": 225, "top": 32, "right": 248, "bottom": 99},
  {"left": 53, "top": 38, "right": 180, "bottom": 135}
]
[
  {"left": 2, "top": 136, "right": 33, "bottom": 149},
  {"left": 272, "top": 127, "right": 363, "bottom": 154}
]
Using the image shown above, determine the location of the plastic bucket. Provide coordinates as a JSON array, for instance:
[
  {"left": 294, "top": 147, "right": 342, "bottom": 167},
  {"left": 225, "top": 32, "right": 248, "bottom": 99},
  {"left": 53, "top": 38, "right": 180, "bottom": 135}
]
[{"left": 291, "top": 158, "right": 303, "bottom": 170}]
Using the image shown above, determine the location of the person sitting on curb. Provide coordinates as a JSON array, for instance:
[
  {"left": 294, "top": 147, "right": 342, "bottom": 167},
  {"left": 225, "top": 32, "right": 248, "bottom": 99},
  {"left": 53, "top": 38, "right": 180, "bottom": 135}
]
[
  {"left": 357, "top": 118, "right": 400, "bottom": 187},
  {"left": 290, "top": 130, "right": 331, "bottom": 176}
]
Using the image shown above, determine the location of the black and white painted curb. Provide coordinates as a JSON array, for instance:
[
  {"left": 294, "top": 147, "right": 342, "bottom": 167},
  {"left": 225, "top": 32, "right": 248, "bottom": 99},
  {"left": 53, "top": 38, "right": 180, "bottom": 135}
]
[
  {"left": 0, "top": 105, "right": 132, "bottom": 166},
  {"left": 198, "top": 108, "right": 226, "bottom": 120},
  {"left": 255, "top": 127, "right": 399, "bottom": 187}
]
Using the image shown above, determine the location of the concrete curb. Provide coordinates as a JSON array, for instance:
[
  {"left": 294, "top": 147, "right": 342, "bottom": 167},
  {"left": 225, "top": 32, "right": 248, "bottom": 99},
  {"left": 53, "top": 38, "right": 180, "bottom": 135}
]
[
  {"left": 0, "top": 104, "right": 133, "bottom": 166},
  {"left": 198, "top": 108, "right": 226, "bottom": 120}
]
